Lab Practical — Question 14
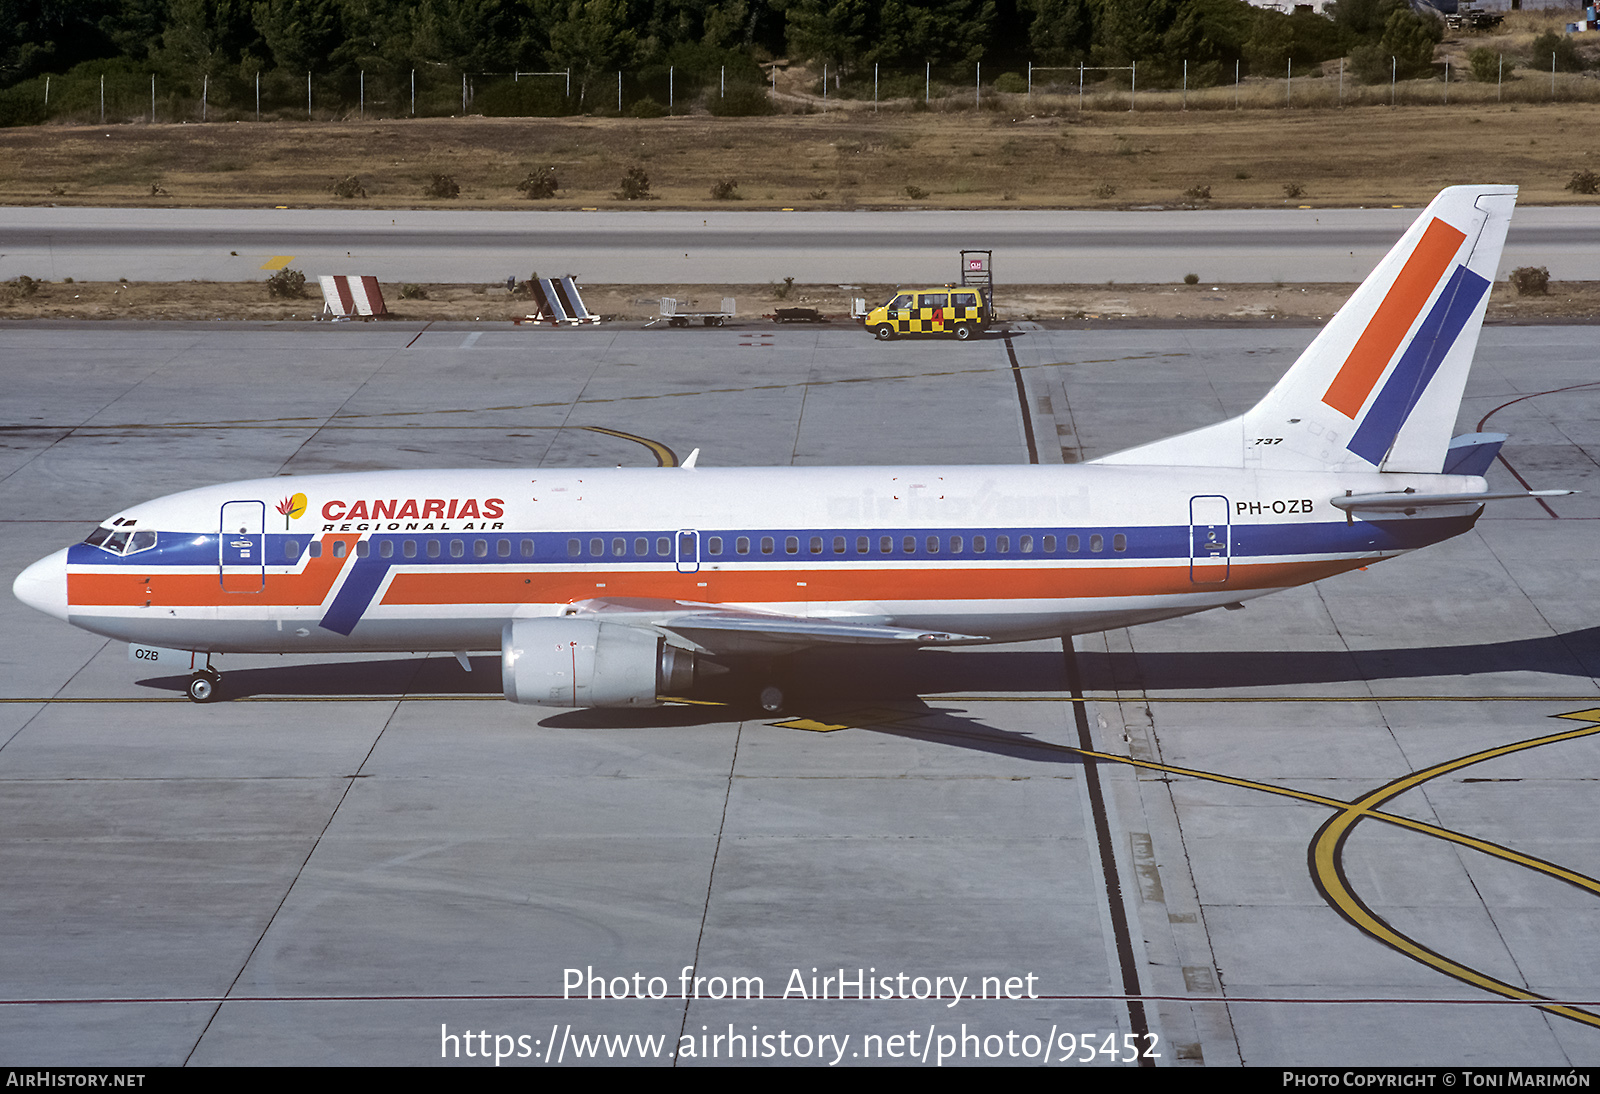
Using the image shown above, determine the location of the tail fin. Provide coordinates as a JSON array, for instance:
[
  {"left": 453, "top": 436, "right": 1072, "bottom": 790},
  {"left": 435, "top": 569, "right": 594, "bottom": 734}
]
[{"left": 1096, "top": 185, "right": 1516, "bottom": 472}]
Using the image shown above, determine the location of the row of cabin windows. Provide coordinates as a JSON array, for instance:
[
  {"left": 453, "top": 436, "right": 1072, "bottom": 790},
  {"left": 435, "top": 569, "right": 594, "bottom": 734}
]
[
  {"left": 701, "top": 533, "right": 1129, "bottom": 557},
  {"left": 284, "top": 538, "right": 537, "bottom": 561},
  {"left": 282, "top": 532, "right": 1131, "bottom": 562}
]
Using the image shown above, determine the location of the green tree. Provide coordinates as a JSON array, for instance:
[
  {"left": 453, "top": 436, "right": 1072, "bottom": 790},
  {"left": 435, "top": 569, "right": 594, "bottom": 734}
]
[
  {"left": 547, "top": 0, "right": 639, "bottom": 104},
  {"left": 251, "top": 0, "right": 341, "bottom": 74},
  {"left": 1018, "top": 0, "right": 1095, "bottom": 66},
  {"left": 785, "top": 0, "right": 872, "bottom": 71},
  {"left": 1379, "top": 7, "right": 1440, "bottom": 79}
]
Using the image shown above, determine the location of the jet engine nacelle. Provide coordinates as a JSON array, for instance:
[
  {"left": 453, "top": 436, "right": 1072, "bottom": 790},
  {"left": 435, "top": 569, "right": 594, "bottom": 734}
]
[{"left": 500, "top": 617, "right": 695, "bottom": 708}]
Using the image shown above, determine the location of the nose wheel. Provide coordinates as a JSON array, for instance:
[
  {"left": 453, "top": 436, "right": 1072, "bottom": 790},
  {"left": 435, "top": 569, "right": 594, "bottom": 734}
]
[{"left": 187, "top": 668, "right": 221, "bottom": 703}]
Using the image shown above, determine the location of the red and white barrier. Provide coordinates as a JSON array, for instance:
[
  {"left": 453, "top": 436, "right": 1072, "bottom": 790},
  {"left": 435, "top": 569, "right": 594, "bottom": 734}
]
[{"left": 319, "top": 275, "right": 388, "bottom": 318}]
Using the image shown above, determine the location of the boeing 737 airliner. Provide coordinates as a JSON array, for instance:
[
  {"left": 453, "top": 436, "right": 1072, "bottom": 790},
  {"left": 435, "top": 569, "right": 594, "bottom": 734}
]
[{"left": 12, "top": 186, "right": 1566, "bottom": 709}]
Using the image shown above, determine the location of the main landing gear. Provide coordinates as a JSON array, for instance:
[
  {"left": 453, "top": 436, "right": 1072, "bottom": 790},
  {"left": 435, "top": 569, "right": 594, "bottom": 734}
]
[{"left": 187, "top": 665, "right": 221, "bottom": 703}]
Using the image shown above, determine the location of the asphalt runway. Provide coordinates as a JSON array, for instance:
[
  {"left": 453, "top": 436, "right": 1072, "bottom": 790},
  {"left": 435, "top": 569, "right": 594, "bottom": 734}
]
[
  {"left": 3, "top": 205, "right": 1600, "bottom": 285},
  {"left": 2, "top": 319, "right": 1598, "bottom": 1066}
]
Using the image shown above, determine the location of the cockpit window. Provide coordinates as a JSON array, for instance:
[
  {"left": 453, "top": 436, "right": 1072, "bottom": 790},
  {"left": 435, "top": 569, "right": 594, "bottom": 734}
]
[{"left": 84, "top": 523, "right": 156, "bottom": 555}]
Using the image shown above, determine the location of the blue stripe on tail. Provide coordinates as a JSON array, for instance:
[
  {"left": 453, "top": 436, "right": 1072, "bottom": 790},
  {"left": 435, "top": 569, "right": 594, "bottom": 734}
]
[{"left": 1346, "top": 264, "right": 1491, "bottom": 465}]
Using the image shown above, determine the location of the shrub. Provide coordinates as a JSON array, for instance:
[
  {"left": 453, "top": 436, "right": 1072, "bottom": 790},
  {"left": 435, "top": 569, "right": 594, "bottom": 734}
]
[
  {"left": 993, "top": 72, "right": 1028, "bottom": 94},
  {"left": 330, "top": 175, "right": 367, "bottom": 199},
  {"left": 1184, "top": 273, "right": 1200, "bottom": 285},
  {"left": 615, "top": 166, "right": 653, "bottom": 200},
  {"left": 1468, "top": 48, "right": 1513, "bottom": 83},
  {"left": 266, "top": 269, "right": 306, "bottom": 298},
  {"left": 710, "top": 178, "right": 740, "bottom": 200},
  {"left": 423, "top": 174, "right": 460, "bottom": 199},
  {"left": 1568, "top": 170, "right": 1600, "bottom": 196},
  {"left": 1283, "top": 181, "right": 1305, "bottom": 199},
  {"left": 903, "top": 184, "right": 928, "bottom": 200},
  {"left": 400, "top": 284, "right": 427, "bottom": 299},
  {"left": 1183, "top": 184, "right": 1212, "bottom": 200},
  {"left": 9, "top": 275, "right": 39, "bottom": 298},
  {"left": 0, "top": 85, "right": 46, "bottom": 128},
  {"left": 517, "top": 167, "right": 559, "bottom": 199},
  {"left": 775, "top": 276, "right": 795, "bottom": 300},
  {"left": 628, "top": 97, "right": 666, "bottom": 118},
  {"left": 707, "top": 84, "right": 774, "bottom": 117},
  {"left": 1530, "top": 32, "right": 1586, "bottom": 73},
  {"left": 807, "top": 188, "right": 829, "bottom": 200},
  {"left": 1091, "top": 182, "right": 1118, "bottom": 199},
  {"left": 1510, "top": 266, "right": 1549, "bottom": 296}
]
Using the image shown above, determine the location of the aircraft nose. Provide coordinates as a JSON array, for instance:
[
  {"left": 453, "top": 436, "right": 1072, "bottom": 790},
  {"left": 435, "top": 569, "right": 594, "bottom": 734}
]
[{"left": 13, "top": 548, "right": 68, "bottom": 621}]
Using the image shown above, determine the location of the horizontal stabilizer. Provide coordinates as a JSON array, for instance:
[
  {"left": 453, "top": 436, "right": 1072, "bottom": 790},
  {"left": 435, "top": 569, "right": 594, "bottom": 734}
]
[{"left": 1331, "top": 489, "right": 1573, "bottom": 513}]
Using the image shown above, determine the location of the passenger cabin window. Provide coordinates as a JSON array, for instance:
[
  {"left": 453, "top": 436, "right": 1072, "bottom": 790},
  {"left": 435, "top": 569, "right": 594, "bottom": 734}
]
[
  {"left": 403, "top": 541, "right": 417, "bottom": 558},
  {"left": 568, "top": 539, "right": 581, "bottom": 557},
  {"left": 785, "top": 536, "right": 799, "bottom": 555},
  {"left": 1020, "top": 535, "right": 1033, "bottom": 554},
  {"left": 611, "top": 538, "right": 626, "bottom": 557},
  {"left": 974, "top": 535, "right": 986, "bottom": 553},
  {"left": 451, "top": 540, "right": 465, "bottom": 558},
  {"left": 708, "top": 537, "right": 723, "bottom": 555},
  {"left": 809, "top": 536, "right": 823, "bottom": 554},
  {"left": 1043, "top": 535, "right": 1057, "bottom": 552},
  {"left": 950, "top": 535, "right": 963, "bottom": 553},
  {"left": 589, "top": 538, "right": 603, "bottom": 557},
  {"left": 332, "top": 541, "right": 348, "bottom": 559},
  {"left": 880, "top": 536, "right": 893, "bottom": 554},
  {"left": 656, "top": 537, "right": 671, "bottom": 556},
  {"left": 427, "top": 540, "right": 441, "bottom": 558},
  {"left": 1090, "top": 534, "right": 1104, "bottom": 553},
  {"left": 284, "top": 540, "right": 299, "bottom": 560},
  {"left": 519, "top": 540, "right": 533, "bottom": 558},
  {"left": 737, "top": 537, "right": 751, "bottom": 555},
  {"left": 473, "top": 540, "right": 487, "bottom": 558},
  {"left": 856, "top": 536, "right": 869, "bottom": 554},
  {"left": 918, "top": 293, "right": 949, "bottom": 310},
  {"left": 996, "top": 535, "right": 1010, "bottom": 553},
  {"left": 380, "top": 540, "right": 394, "bottom": 558},
  {"left": 356, "top": 540, "right": 370, "bottom": 558},
  {"left": 1113, "top": 533, "right": 1127, "bottom": 553},
  {"left": 761, "top": 537, "right": 774, "bottom": 555},
  {"left": 1066, "top": 535, "right": 1079, "bottom": 553}
]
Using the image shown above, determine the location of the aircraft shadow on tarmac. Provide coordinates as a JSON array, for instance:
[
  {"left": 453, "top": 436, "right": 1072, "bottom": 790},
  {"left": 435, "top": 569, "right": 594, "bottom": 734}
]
[{"left": 137, "top": 623, "right": 1600, "bottom": 716}]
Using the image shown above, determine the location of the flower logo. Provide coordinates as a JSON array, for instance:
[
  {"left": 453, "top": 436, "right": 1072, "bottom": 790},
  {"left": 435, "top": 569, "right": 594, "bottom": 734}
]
[{"left": 276, "top": 492, "right": 307, "bottom": 529}]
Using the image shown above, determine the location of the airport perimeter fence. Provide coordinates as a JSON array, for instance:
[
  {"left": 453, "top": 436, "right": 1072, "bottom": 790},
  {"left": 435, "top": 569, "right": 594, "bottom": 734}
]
[{"left": 4, "top": 57, "right": 1600, "bottom": 127}]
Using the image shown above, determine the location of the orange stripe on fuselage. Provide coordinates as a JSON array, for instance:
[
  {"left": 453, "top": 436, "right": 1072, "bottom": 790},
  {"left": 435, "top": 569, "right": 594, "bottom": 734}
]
[
  {"left": 379, "top": 558, "right": 1369, "bottom": 607},
  {"left": 1322, "top": 217, "right": 1466, "bottom": 419},
  {"left": 67, "top": 534, "right": 359, "bottom": 608}
]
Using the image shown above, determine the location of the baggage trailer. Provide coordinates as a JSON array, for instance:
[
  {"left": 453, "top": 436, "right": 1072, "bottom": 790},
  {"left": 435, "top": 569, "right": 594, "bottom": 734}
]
[{"left": 657, "top": 297, "right": 735, "bottom": 327}]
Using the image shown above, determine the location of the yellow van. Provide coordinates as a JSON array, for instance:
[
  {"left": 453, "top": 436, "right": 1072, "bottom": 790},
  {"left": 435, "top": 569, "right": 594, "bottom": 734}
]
[{"left": 864, "top": 287, "right": 990, "bottom": 341}]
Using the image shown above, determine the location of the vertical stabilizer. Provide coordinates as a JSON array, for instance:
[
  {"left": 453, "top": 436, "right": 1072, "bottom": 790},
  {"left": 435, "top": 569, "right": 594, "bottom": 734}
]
[{"left": 1095, "top": 185, "right": 1516, "bottom": 472}]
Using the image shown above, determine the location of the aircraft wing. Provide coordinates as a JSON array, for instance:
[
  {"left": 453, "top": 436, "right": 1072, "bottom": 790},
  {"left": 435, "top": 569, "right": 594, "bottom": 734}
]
[{"left": 563, "top": 598, "right": 989, "bottom": 654}]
